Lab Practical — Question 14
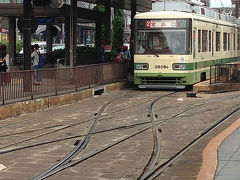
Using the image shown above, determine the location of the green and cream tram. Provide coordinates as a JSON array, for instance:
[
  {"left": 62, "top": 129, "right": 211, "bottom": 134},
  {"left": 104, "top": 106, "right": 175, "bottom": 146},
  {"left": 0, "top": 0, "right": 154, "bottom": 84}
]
[{"left": 134, "top": 11, "right": 240, "bottom": 88}]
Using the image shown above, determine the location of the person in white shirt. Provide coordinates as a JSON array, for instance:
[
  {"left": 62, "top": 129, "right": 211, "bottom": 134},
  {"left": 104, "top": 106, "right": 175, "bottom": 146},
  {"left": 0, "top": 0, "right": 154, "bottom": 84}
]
[{"left": 31, "top": 44, "right": 41, "bottom": 84}]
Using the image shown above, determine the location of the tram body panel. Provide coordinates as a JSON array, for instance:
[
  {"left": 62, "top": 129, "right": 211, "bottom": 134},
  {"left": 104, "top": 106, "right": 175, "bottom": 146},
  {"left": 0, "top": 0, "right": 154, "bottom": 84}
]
[{"left": 134, "top": 11, "right": 240, "bottom": 88}]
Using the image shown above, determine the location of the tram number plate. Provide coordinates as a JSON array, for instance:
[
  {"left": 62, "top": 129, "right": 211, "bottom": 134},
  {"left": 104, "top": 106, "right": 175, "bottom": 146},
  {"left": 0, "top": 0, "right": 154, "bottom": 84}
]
[{"left": 155, "top": 65, "right": 169, "bottom": 69}]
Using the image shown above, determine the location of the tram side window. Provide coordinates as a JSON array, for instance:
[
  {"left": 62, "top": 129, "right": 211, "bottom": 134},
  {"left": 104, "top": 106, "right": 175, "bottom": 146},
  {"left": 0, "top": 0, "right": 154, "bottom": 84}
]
[
  {"left": 228, "top": 33, "right": 230, "bottom": 51},
  {"left": 209, "top": 31, "right": 211, "bottom": 52},
  {"left": 223, "top": 33, "right": 227, "bottom": 51},
  {"left": 216, "top": 32, "right": 221, "bottom": 51},
  {"left": 198, "top": 29, "right": 201, "bottom": 52},
  {"left": 202, "top": 30, "right": 208, "bottom": 52}
]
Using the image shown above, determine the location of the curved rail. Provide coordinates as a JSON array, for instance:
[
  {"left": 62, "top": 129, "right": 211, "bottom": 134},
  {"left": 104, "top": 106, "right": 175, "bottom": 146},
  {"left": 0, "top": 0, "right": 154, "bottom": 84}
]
[
  {"left": 139, "top": 92, "right": 176, "bottom": 180},
  {"left": 32, "top": 98, "right": 114, "bottom": 180},
  {"left": 144, "top": 106, "right": 240, "bottom": 180}
]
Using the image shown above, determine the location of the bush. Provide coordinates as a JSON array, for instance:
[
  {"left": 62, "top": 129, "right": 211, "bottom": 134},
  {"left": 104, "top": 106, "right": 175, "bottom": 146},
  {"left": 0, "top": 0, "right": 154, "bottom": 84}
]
[
  {"left": 16, "top": 40, "right": 23, "bottom": 54},
  {"left": 0, "top": 41, "right": 9, "bottom": 53}
]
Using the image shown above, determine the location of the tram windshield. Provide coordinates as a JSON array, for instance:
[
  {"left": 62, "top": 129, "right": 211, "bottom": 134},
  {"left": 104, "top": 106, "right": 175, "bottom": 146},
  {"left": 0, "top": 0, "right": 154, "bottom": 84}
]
[
  {"left": 135, "top": 19, "right": 191, "bottom": 55},
  {"left": 136, "top": 30, "right": 187, "bottom": 55}
]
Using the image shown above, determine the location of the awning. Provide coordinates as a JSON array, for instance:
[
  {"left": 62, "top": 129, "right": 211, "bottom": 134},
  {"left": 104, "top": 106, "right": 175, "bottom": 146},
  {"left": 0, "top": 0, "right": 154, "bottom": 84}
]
[{"left": 79, "top": 0, "right": 152, "bottom": 12}]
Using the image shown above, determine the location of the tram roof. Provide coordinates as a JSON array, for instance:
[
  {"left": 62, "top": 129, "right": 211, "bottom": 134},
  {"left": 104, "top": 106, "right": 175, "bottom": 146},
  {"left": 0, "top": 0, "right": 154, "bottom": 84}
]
[
  {"left": 79, "top": 0, "right": 152, "bottom": 12},
  {"left": 135, "top": 11, "right": 237, "bottom": 27}
]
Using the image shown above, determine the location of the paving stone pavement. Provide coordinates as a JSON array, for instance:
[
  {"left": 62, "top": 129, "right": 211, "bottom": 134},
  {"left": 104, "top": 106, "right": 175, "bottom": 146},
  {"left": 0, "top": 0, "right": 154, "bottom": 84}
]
[{"left": 215, "top": 127, "right": 240, "bottom": 180}]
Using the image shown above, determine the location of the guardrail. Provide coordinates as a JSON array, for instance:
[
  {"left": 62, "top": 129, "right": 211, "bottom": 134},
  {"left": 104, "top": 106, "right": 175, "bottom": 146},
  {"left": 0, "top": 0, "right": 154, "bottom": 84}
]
[
  {"left": 210, "top": 64, "right": 240, "bottom": 85},
  {"left": 0, "top": 62, "right": 127, "bottom": 104}
]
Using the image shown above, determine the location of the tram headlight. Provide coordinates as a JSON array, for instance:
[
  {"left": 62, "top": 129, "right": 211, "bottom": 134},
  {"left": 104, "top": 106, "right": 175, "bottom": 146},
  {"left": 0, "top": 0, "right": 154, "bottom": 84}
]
[
  {"left": 173, "top": 64, "right": 186, "bottom": 70},
  {"left": 135, "top": 63, "right": 149, "bottom": 70}
]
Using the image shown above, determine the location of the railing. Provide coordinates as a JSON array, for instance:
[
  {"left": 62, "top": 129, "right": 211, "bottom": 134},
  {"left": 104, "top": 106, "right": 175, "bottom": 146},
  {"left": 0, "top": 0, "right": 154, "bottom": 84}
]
[
  {"left": 0, "top": 62, "right": 127, "bottom": 104},
  {"left": 210, "top": 64, "right": 240, "bottom": 85}
]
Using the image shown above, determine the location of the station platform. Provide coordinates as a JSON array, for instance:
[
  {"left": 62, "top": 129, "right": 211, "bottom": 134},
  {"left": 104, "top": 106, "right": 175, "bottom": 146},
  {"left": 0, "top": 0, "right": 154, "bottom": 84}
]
[
  {"left": 198, "top": 118, "right": 240, "bottom": 180},
  {"left": 193, "top": 80, "right": 240, "bottom": 93}
]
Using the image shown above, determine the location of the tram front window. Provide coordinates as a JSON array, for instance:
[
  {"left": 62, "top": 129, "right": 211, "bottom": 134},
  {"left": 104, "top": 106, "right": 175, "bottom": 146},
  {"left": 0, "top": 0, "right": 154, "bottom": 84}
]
[{"left": 136, "top": 30, "right": 188, "bottom": 55}]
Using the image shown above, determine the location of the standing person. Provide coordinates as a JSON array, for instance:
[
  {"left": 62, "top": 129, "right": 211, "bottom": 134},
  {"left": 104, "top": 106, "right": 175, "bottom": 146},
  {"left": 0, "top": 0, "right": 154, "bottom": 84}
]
[
  {"left": 0, "top": 44, "right": 7, "bottom": 73},
  {"left": 98, "top": 43, "right": 105, "bottom": 63},
  {"left": 0, "top": 44, "right": 8, "bottom": 85},
  {"left": 31, "top": 44, "right": 41, "bottom": 85},
  {"left": 123, "top": 46, "right": 131, "bottom": 73},
  {"left": 116, "top": 47, "right": 124, "bottom": 63}
]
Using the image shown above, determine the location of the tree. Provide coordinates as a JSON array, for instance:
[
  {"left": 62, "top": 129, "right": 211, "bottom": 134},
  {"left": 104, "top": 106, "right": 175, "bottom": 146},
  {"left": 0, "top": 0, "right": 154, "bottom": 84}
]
[{"left": 111, "top": 9, "right": 125, "bottom": 60}]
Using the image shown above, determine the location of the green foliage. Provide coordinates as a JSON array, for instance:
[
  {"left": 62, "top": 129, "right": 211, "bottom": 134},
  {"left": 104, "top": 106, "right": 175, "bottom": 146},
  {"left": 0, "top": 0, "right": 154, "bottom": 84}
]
[
  {"left": 98, "top": 5, "right": 105, "bottom": 12},
  {"left": 111, "top": 9, "right": 125, "bottom": 59},
  {"left": 16, "top": 40, "right": 23, "bottom": 54},
  {"left": 51, "top": 47, "right": 96, "bottom": 64},
  {"left": 77, "top": 46, "right": 96, "bottom": 54},
  {"left": 0, "top": 41, "right": 8, "bottom": 53}
]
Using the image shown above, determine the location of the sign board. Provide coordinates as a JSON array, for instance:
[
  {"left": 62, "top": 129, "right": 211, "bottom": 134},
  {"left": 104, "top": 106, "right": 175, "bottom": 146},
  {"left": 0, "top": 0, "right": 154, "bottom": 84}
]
[
  {"left": 145, "top": 20, "right": 177, "bottom": 28},
  {"left": 105, "top": 45, "right": 111, "bottom": 52}
]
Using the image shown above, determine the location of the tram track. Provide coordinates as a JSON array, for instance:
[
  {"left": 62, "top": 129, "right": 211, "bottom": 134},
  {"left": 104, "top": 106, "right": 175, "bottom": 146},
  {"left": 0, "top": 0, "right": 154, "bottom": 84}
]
[
  {"left": 31, "top": 90, "right": 154, "bottom": 180},
  {"left": 2, "top": 91, "right": 240, "bottom": 180},
  {"left": 144, "top": 106, "right": 240, "bottom": 180},
  {"left": 0, "top": 91, "right": 171, "bottom": 151},
  {"left": 0, "top": 93, "right": 240, "bottom": 155}
]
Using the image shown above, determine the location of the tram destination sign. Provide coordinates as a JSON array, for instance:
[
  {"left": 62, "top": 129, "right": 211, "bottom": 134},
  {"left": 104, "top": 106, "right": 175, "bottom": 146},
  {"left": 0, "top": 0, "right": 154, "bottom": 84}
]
[{"left": 145, "top": 20, "right": 177, "bottom": 28}]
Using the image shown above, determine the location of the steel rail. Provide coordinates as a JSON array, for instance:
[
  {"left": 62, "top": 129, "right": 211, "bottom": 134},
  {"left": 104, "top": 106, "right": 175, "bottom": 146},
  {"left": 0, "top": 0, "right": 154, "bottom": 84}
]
[
  {"left": 1, "top": 93, "right": 240, "bottom": 155},
  {"left": 32, "top": 92, "right": 129, "bottom": 180},
  {"left": 145, "top": 106, "right": 240, "bottom": 180},
  {"left": 1, "top": 93, "right": 239, "bottom": 154},
  {"left": 35, "top": 92, "right": 177, "bottom": 180},
  {"left": 139, "top": 92, "right": 176, "bottom": 180}
]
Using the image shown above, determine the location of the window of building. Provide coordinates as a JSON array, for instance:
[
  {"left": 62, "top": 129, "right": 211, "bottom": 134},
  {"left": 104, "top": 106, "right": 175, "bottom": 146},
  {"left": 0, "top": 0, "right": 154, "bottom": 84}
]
[
  {"left": 228, "top": 33, "right": 230, "bottom": 51},
  {"left": 223, "top": 33, "right": 227, "bottom": 51},
  {"left": 234, "top": 34, "right": 236, "bottom": 50},
  {"left": 198, "top": 29, "right": 201, "bottom": 52},
  {"left": 202, "top": 30, "right": 208, "bottom": 52},
  {"left": 238, "top": 34, "right": 240, "bottom": 50},
  {"left": 216, "top": 32, "right": 221, "bottom": 51},
  {"left": 209, "top": 31, "right": 211, "bottom": 52}
]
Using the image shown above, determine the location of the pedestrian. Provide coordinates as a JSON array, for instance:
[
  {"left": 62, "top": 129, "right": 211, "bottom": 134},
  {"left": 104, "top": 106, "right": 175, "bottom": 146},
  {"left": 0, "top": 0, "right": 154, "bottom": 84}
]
[
  {"left": 123, "top": 46, "right": 131, "bottom": 62},
  {"left": 31, "top": 44, "right": 41, "bottom": 85},
  {"left": 0, "top": 44, "right": 7, "bottom": 73},
  {"left": 115, "top": 47, "right": 124, "bottom": 63},
  {"left": 0, "top": 44, "right": 8, "bottom": 85},
  {"left": 98, "top": 42, "right": 105, "bottom": 63}
]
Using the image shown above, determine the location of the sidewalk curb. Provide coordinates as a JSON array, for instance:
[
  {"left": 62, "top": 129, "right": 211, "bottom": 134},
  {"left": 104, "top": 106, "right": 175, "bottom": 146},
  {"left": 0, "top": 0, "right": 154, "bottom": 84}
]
[{"left": 0, "top": 82, "right": 129, "bottom": 120}]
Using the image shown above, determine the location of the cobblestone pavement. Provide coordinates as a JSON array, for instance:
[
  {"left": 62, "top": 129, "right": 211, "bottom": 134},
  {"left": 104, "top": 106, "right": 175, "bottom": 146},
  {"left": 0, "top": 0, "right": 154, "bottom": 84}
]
[{"left": 1, "top": 89, "right": 240, "bottom": 180}]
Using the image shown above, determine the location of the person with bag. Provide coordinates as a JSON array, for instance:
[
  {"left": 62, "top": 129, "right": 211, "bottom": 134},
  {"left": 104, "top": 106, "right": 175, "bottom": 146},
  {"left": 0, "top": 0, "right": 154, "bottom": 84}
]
[
  {"left": 0, "top": 44, "right": 7, "bottom": 73},
  {"left": 115, "top": 47, "right": 124, "bottom": 63},
  {"left": 0, "top": 44, "right": 10, "bottom": 85},
  {"left": 31, "top": 44, "right": 41, "bottom": 85}
]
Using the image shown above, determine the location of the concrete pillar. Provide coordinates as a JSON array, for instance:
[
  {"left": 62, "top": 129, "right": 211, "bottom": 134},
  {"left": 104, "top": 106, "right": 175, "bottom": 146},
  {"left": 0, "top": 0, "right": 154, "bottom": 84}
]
[
  {"left": 8, "top": 17, "right": 16, "bottom": 66},
  {"left": 96, "top": 21, "right": 102, "bottom": 54},
  {"left": 23, "top": 0, "right": 32, "bottom": 70},
  {"left": 104, "top": 1, "right": 111, "bottom": 62},
  {"left": 130, "top": 0, "right": 136, "bottom": 73},
  {"left": 65, "top": 16, "right": 70, "bottom": 66},
  {"left": 46, "top": 24, "right": 53, "bottom": 63},
  {"left": 104, "top": 1, "right": 111, "bottom": 46},
  {"left": 70, "top": 0, "right": 78, "bottom": 66}
]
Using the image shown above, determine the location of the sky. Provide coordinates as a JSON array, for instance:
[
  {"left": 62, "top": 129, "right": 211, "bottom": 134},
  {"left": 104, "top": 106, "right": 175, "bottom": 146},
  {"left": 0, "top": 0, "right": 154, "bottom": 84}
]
[{"left": 210, "top": 0, "right": 232, "bottom": 8}]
